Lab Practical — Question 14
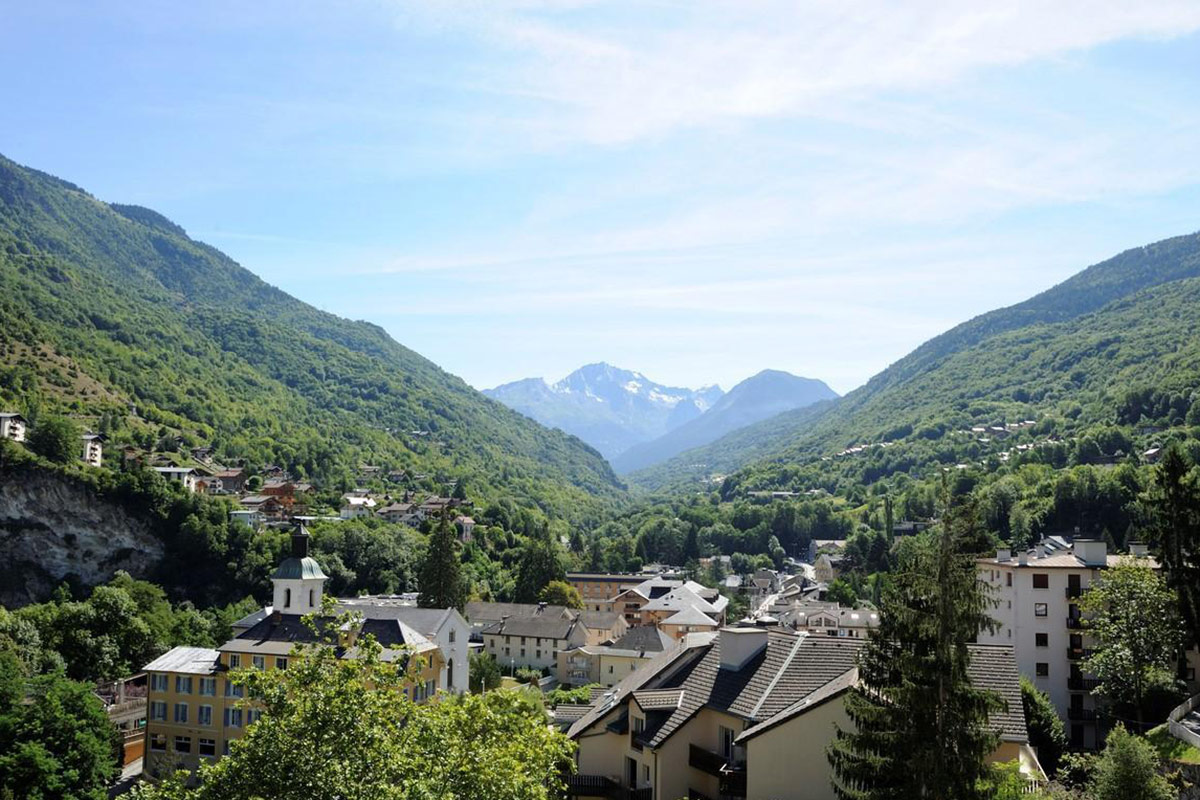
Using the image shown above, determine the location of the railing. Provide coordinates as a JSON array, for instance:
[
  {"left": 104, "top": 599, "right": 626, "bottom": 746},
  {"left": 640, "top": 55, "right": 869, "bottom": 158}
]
[
  {"left": 1065, "top": 586, "right": 1083, "bottom": 599},
  {"left": 1168, "top": 693, "right": 1200, "bottom": 751},
  {"left": 1066, "top": 617, "right": 1083, "bottom": 629},
  {"left": 565, "top": 777, "right": 653, "bottom": 800},
  {"left": 1068, "top": 676, "right": 1101, "bottom": 691},
  {"left": 689, "top": 744, "right": 726, "bottom": 776},
  {"left": 1067, "top": 707, "right": 1097, "bottom": 721},
  {"left": 630, "top": 729, "right": 644, "bottom": 752},
  {"left": 1065, "top": 648, "right": 1094, "bottom": 661}
]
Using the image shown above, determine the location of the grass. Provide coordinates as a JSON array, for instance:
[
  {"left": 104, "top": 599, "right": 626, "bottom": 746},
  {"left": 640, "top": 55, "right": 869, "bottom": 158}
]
[{"left": 1146, "top": 723, "right": 1200, "bottom": 765}]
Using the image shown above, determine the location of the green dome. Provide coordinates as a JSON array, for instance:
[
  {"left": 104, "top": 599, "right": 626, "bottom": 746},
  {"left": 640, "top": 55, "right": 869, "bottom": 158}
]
[{"left": 271, "top": 556, "right": 328, "bottom": 581}]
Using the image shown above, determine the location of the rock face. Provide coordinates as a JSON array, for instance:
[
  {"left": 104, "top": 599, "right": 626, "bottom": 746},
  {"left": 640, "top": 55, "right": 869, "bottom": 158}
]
[{"left": 0, "top": 469, "right": 164, "bottom": 607}]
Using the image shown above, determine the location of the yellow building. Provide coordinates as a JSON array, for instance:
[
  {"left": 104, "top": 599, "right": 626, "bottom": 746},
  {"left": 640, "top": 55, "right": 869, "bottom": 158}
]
[
  {"left": 567, "top": 627, "right": 1043, "bottom": 800},
  {"left": 143, "top": 528, "right": 446, "bottom": 780},
  {"left": 557, "top": 626, "right": 676, "bottom": 687}
]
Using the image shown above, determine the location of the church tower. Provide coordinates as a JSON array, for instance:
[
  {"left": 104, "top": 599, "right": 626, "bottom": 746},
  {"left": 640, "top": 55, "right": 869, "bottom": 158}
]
[{"left": 271, "top": 525, "right": 328, "bottom": 615}]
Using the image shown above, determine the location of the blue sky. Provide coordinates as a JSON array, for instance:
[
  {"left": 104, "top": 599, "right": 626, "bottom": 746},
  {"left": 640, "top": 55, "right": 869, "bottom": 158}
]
[{"left": 3, "top": 2, "right": 1200, "bottom": 394}]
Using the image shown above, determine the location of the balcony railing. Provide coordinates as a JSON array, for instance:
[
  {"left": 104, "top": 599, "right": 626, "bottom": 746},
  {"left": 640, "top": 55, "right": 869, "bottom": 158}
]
[
  {"left": 565, "top": 775, "right": 653, "bottom": 800},
  {"left": 1066, "top": 617, "right": 1083, "bottom": 629},
  {"left": 688, "top": 745, "right": 747, "bottom": 799},
  {"left": 1068, "top": 676, "right": 1101, "bottom": 691},
  {"left": 690, "top": 744, "right": 726, "bottom": 776},
  {"left": 1066, "top": 648, "right": 1094, "bottom": 661},
  {"left": 1065, "top": 586, "right": 1084, "bottom": 599},
  {"left": 1067, "top": 707, "right": 1098, "bottom": 722}
]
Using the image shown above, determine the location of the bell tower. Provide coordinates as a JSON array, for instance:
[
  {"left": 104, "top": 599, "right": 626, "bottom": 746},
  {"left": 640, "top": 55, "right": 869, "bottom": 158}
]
[{"left": 271, "top": 526, "right": 328, "bottom": 614}]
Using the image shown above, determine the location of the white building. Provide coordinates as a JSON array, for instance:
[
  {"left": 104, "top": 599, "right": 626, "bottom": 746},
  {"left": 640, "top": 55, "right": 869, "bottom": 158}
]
[
  {"left": 153, "top": 466, "right": 199, "bottom": 492},
  {"left": 0, "top": 413, "right": 26, "bottom": 443},
  {"left": 977, "top": 538, "right": 1157, "bottom": 750},
  {"left": 340, "top": 495, "right": 376, "bottom": 520},
  {"left": 80, "top": 433, "right": 104, "bottom": 467}
]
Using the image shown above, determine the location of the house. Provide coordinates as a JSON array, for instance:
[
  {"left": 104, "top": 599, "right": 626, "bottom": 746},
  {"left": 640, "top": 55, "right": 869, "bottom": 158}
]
[
  {"left": 778, "top": 601, "right": 880, "bottom": 639},
  {"left": 153, "top": 466, "right": 199, "bottom": 492},
  {"left": 464, "top": 601, "right": 576, "bottom": 642},
  {"left": 228, "top": 508, "right": 262, "bottom": 528},
  {"left": 977, "top": 538, "right": 1159, "bottom": 750},
  {"left": 340, "top": 494, "right": 376, "bottom": 520},
  {"left": 378, "top": 502, "right": 423, "bottom": 526},
  {"left": 567, "top": 626, "right": 1041, "bottom": 800},
  {"left": 454, "top": 515, "right": 475, "bottom": 542},
  {"left": 95, "top": 673, "right": 148, "bottom": 767},
  {"left": 0, "top": 413, "right": 26, "bottom": 443},
  {"left": 213, "top": 468, "right": 248, "bottom": 494},
  {"left": 639, "top": 582, "right": 729, "bottom": 629},
  {"left": 657, "top": 605, "right": 721, "bottom": 640},
  {"left": 480, "top": 611, "right": 587, "bottom": 673},
  {"left": 812, "top": 554, "right": 838, "bottom": 583},
  {"left": 1143, "top": 447, "right": 1164, "bottom": 465},
  {"left": 577, "top": 610, "right": 629, "bottom": 646},
  {"left": 143, "top": 528, "right": 465, "bottom": 779},
  {"left": 557, "top": 626, "right": 676, "bottom": 688},
  {"left": 80, "top": 432, "right": 104, "bottom": 467},
  {"left": 567, "top": 573, "right": 656, "bottom": 612}
]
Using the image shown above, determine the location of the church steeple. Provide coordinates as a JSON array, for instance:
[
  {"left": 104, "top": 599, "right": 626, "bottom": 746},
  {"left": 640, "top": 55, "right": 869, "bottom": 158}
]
[{"left": 271, "top": 525, "right": 328, "bottom": 614}]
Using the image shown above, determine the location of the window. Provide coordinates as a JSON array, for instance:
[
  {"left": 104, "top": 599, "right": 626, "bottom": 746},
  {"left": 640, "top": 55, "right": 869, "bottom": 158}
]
[
  {"left": 1035, "top": 633, "right": 1048, "bottom": 647},
  {"left": 1006, "top": 573, "right": 1012, "bottom": 587},
  {"left": 536, "top": 650, "right": 542, "bottom": 659},
  {"left": 425, "top": 680, "right": 435, "bottom": 698},
  {"left": 149, "top": 733, "right": 167, "bottom": 752},
  {"left": 175, "top": 676, "right": 193, "bottom": 694},
  {"left": 308, "top": 589, "right": 314, "bottom": 607},
  {"left": 447, "top": 658, "right": 455, "bottom": 689},
  {"left": 505, "top": 636, "right": 511, "bottom": 644},
  {"left": 284, "top": 588, "right": 291, "bottom": 608},
  {"left": 198, "top": 705, "right": 213, "bottom": 726},
  {"left": 228, "top": 654, "right": 241, "bottom": 669},
  {"left": 521, "top": 649, "right": 526, "bottom": 657},
  {"left": 248, "top": 709, "right": 263, "bottom": 724},
  {"left": 225, "top": 681, "right": 244, "bottom": 698},
  {"left": 199, "top": 677, "right": 216, "bottom": 696},
  {"left": 608, "top": 665, "right": 614, "bottom": 674},
  {"left": 174, "top": 735, "right": 192, "bottom": 754},
  {"left": 521, "top": 637, "right": 527, "bottom": 645},
  {"left": 150, "top": 701, "right": 167, "bottom": 721},
  {"left": 1032, "top": 573, "right": 1049, "bottom": 589},
  {"left": 449, "top": 629, "right": 456, "bottom": 643},
  {"left": 174, "top": 703, "right": 188, "bottom": 724},
  {"left": 504, "top": 647, "right": 510, "bottom": 656},
  {"left": 719, "top": 726, "right": 736, "bottom": 760},
  {"left": 199, "top": 738, "right": 216, "bottom": 757},
  {"left": 275, "top": 657, "right": 288, "bottom": 670},
  {"left": 1036, "top": 663, "right": 1049, "bottom": 677},
  {"left": 252, "top": 656, "right": 265, "bottom": 670},
  {"left": 1034, "top": 603, "right": 1048, "bottom": 617},
  {"left": 150, "top": 674, "right": 168, "bottom": 692},
  {"left": 224, "top": 708, "right": 243, "bottom": 728}
]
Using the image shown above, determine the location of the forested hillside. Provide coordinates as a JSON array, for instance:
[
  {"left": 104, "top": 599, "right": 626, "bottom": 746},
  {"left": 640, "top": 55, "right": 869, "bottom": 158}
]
[
  {"left": 631, "top": 231, "right": 1200, "bottom": 496},
  {"left": 0, "top": 154, "right": 624, "bottom": 521}
]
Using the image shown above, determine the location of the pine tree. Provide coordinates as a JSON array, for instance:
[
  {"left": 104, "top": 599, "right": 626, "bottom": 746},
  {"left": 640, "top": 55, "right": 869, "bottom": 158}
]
[
  {"left": 513, "top": 525, "right": 564, "bottom": 603},
  {"left": 1144, "top": 445, "right": 1200, "bottom": 645},
  {"left": 828, "top": 500, "right": 1004, "bottom": 800},
  {"left": 417, "top": 513, "right": 467, "bottom": 611}
]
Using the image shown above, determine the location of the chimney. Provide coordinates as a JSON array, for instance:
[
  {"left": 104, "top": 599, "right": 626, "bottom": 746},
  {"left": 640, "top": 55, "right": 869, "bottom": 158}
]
[
  {"left": 1018, "top": 551, "right": 1029, "bottom": 566},
  {"left": 996, "top": 548, "right": 1011, "bottom": 563},
  {"left": 291, "top": 526, "right": 311, "bottom": 558},
  {"left": 1129, "top": 542, "right": 1150, "bottom": 558},
  {"left": 719, "top": 627, "right": 768, "bottom": 672},
  {"left": 1074, "top": 539, "right": 1107, "bottom": 567},
  {"left": 1034, "top": 543, "right": 1046, "bottom": 559}
]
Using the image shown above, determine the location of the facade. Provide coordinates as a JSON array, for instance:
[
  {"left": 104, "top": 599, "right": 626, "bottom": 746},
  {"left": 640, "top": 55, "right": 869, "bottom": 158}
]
[
  {"left": 557, "top": 626, "right": 676, "bottom": 687},
  {"left": 977, "top": 538, "right": 1157, "bottom": 750},
  {"left": 481, "top": 612, "right": 588, "bottom": 672},
  {"left": 340, "top": 494, "right": 376, "bottom": 519},
  {"left": 776, "top": 601, "right": 880, "bottom": 639},
  {"left": 0, "top": 412, "right": 26, "bottom": 442},
  {"left": 567, "top": 573, "right": 654, "bottom": 612},
  {"left": 568, "top": 627, "right": 1040, "bottom": 800},
  {"left": 143, "top": 528, "right": 456, "bottom": 778},
  {"left": 80, "top": 433, "right": 104, "bottom": 467},
  {"left": 153, "top": 466, "right": 199, "bottom": 492}
]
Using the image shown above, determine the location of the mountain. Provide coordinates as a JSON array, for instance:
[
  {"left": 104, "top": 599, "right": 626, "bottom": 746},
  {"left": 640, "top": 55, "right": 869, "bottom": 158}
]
[
  {"left": 630, "top": 230, "right": 1200, "bottom": 494},
  {"left": 0, "top": 154, "right": 624, "bottom": 521},
  {"left": 611, "top": 370, "right": 837, "bottom": 474},
  {"left": 484, "top": 363, "right": 723, "bottom": 459}
]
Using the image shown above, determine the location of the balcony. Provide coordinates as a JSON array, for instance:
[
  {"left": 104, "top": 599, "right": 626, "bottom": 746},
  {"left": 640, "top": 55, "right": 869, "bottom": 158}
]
[
  {"left": 1066, "top": 617, "right": 1083, "bottom": 629},
  {"left": 689, "top": 744, "right": 726, "bottom": 777},
  {"left": 1065, "top": 586, "right": 1084, "bottom": 599},
  {"left": 567, "top": 775, "right": 653, "bottom": 800},
  {"left": 1066, "top": 648, "right": 1094, "bottom": 661},
  {"left": 1067, "top": 707, "right": 1097, "bottom": 722},
  {"left": 630, "top": 729, "right": 646, "bottom": 752},
  {"left": 1068, "top": 676, "right": 1101, "bottom": 691},
  {"left": 688, "top": 745, "right": 747, "bottom": 799}
]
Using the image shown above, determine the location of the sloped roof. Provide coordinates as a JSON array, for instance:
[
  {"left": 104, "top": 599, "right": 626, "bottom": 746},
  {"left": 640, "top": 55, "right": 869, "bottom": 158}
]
[
  {"left": 643, "top": 586, "right": 722, "bottom": 616},
  {"left": 464, "top": 601, "right": 574, "bottom": 624},
  {"left": 143, "top": 646, "right": 221, "bottom": 675},
  {"left": 611, "top": 626, "right": 674, "bottom": 653},
  {"left": 965, "top": 644, "right": 1028, "bottom": 742},
  {"left": 272, "top": 556, "right": 328, "bottom": 581},
  {"left": 661, "top": 606, "right": 719, "bottom": 627},
  {"left": 482, "top": 615, "right": 578, "bottom": 640},
  {"left": 578, "top": 610, "right": 622, "bottom": 630},
  {"left": 633, "top": 689, "right": 685, "bottom": 711},
  {"left": 334, "top": 600, "right": 457, "bottom": 639}
]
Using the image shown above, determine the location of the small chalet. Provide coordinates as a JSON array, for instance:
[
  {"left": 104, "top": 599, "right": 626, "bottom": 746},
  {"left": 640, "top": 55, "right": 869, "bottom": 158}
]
[{"left": 0, "top": 413, "right": 26, "bottom": 443}]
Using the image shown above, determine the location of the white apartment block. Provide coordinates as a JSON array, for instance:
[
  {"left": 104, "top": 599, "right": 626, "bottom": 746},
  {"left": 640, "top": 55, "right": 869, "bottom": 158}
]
[{"left": 977, "top": 538, "right": 1155, "bottom": 750}]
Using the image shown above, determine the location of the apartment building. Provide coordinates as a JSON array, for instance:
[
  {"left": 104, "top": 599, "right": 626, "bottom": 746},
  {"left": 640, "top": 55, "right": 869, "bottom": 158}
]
[
  {"left": 976, "top": 538, "right": 1157, "bottom": 750},
  {"left": 481, "top": 613, "right": 587, "bottom": 672},
  {"left": 568, "top": 626, "right": 1039, "bottom": 800},
  {"left": 80, "top": 432, "right": 103, "bottom": 467},
  {"left": 557, "top": 626, "right": 676, "bottom": 687},
  {"left": 0, "top": 412, "right": 26, "bottom": 442},
  {"left": 143, "top": 527, "right": 455, "bottom": 778},
  {"left": 568, "top": 573, "right": 662, "bottom": 612}
]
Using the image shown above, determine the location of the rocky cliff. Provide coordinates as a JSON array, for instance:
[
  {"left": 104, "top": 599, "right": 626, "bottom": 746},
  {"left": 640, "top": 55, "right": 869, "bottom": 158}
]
[{"left": 0, "top": 469, "right": 164, "bottom": 606}]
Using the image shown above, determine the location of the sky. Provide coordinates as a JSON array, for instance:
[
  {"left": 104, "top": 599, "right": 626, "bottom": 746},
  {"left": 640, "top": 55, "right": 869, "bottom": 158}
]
[{"left": 2, "top": 2, "right": 1200, "bottom": 395}]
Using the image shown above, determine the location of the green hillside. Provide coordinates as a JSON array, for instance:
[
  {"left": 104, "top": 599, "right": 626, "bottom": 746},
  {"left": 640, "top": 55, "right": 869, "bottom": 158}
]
[
  {"left": 632, "top": 231, "right": 1200, "bottom": 496},
  {"left": 0, "top": 154, "right": 624, "bottom": 521}
]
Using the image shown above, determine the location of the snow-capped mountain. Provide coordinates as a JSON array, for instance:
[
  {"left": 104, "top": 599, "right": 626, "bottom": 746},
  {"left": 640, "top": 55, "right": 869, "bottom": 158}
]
[{"left": 484, "top": 363, "right": 723, "bottom": 460}]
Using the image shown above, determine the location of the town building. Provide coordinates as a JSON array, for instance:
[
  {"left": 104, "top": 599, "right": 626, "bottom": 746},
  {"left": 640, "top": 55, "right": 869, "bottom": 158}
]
[
  {"left": 976, "top": 538, "right": 1157, "bottom": 750},
  {"left": 567, "top": 626, "right": 1041, "bottom": 800},
  {"left": 481, "top": 610, "right": 588, "bottom": 673},
  {"left": 378, "top": 502, "right": 423, "bottom": 526},
  {"left": 80, "top": 432, "right": 104, "bottom": 467},
  {"left": 213, "top": 468, "right": 248, "bottom": 494},
  {"left": 143, "top": 528, "right": 465, "bottom": 778},
  {"left": 340, "top": 493, "right": 376, "bottom": 519},
  {"left": 557, "top": 626, "right": 676, "bottom": 687},
  {"left": 774, "top": 601, "right": 880, "bottom": 639},
  {"left": 0, "top": 412, "right": 26, "bottom": 442},
  {"left": 566, "top": 571, "right": 686, "bottom": 613},
  {"left": 153, "top": 466, "right": 199, "bottom": 492}
]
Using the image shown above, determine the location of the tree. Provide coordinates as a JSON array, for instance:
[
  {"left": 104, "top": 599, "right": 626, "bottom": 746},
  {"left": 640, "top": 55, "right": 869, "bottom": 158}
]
[
  {"left": 538, "top": 580, "right": 583, "bottom": 610},
  {"left": 1021, "top": 676, "right": 1067, "bottom": 777},
  {"left": 133, "top": 634, "right": 573, "bottom": 800},
  {"left": 1088, "top": 725, "right": 1174, "bottom": 800},
  {"left": 417, "top": 513, "right": 467, "bottom": 611},
  {"left": 1081, "top": 562, "right": 1183, "bottom": 728},
  {"left": 824, "top": 578, "right": 858, "bottom": 607},
  {"left": 0, "top": 649, "right": 120, "bottom": 800},
  {"left": 27, "top": 414, "right": 79, "bottom": 464},
  {"left": 1143, "top": 446, "right": 1200, "bottom": 645},
  {"left": 469, "top": 651, "right": 501, "bottom": 693},
  {"left": 513, "top": 526, "right": 564, "bottom": 603},
  {"left": 828, "top": 502, "right": 1004, "bottom": 800}
]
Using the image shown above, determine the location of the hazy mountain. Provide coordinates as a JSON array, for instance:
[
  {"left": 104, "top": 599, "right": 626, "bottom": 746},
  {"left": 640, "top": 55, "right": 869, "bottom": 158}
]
[
  {"left": 485, "top": 363, "right": 723, "bottom": 459},
  {"left": 611, "top": 370, "right": 838, "bottom": 473},
  {"left": 0, "top": 153, "right": 624, "bottom": 521},
  {"left": 629, "top": 230, "right": 1200, "bottom": 493}
]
